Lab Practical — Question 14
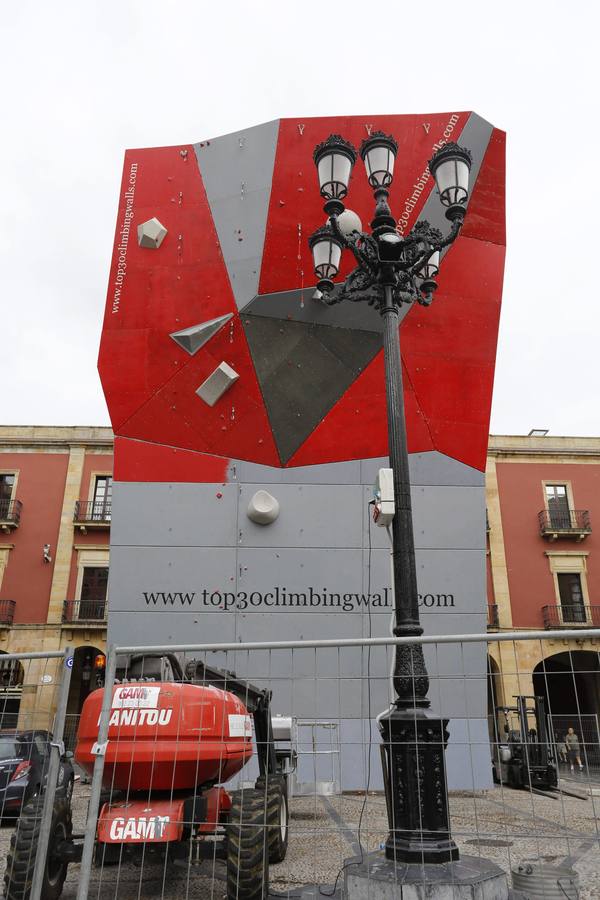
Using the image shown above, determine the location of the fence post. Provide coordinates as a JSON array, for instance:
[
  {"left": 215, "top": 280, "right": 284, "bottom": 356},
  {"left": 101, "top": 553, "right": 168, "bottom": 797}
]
[
  {"left": 76, "top": 644, "right": 118, "bottom": 900},
  {"left": 30, "top": 646, "right": 74, "bottom": 900}
]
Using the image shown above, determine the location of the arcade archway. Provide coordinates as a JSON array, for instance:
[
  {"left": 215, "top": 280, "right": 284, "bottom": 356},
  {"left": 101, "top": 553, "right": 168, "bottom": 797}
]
[
  {"left": 533, "top": 650, "right": 600, "bottom": 767},
  {"left": 487, "top": 655, "right": 502, "bottom": 742},
  {"left": 0, "top": 653, "right": 24, "bottom": 729},
  {"left": 64, "top": 645, "right": 104, "bottom": 749}
]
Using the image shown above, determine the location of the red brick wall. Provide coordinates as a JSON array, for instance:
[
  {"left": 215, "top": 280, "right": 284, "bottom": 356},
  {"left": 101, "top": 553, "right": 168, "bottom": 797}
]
[
  {"left": 495, "top": 462, "right": 600, "bottom": 628},
  {"left": 0, "top": 453, "right": 69, "bottom": 623},
  {"left": 66, "top": 453, "right": 113, "bottom": 597}
]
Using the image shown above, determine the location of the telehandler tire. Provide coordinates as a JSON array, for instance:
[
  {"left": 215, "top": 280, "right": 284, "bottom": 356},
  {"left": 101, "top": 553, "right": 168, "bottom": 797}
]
[
  {"left": 226, "top": 789, "right": 269, "bottom": 900},
  {"left": 4, "top": 797, "right": 71, "bottom": 900},
  {"left": 255, "top": 775, "right": 289, "bottom": 863}
]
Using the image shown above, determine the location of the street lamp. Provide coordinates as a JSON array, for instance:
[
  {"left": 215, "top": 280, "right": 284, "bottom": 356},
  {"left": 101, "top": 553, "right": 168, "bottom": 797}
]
[{"left": 309, "top": 132, "right": 472, "bottom": 864}]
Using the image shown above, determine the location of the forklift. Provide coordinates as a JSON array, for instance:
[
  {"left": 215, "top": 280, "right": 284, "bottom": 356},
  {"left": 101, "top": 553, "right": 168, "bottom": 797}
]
[{"left": 491, "top": 695, "right": 558, "bottom": 791}]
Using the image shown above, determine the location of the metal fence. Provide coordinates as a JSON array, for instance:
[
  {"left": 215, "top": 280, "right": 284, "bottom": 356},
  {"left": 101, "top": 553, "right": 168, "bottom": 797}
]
[
  {"left": 3, "top": 632, "right": 600, "bottom": 899},
  {"left": 0, "top": 648, "right": 73, "bottom": 900}
]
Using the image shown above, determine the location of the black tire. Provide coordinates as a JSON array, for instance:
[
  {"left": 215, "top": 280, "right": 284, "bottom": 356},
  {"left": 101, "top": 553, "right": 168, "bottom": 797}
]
[
  {"left": 226, "top": 789, "right": 269, "bottom": 900},
  {"left": 4, "top": 797, "right": 71, "bottom": 900},
  {"left": 255, "top": 775, "right": 289, "bottom": 863}
]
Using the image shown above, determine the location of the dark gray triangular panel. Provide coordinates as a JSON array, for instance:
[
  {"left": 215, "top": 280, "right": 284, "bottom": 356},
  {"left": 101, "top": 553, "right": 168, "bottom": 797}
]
[
  {"left": 243, "top": 316, "right": 382, "bottom": 464},
  {"left": 170, "top": 313, "right": 233, "bottom": 355},
  {"left": 241, "top": 288, "right": 412, "bottom": 332}
]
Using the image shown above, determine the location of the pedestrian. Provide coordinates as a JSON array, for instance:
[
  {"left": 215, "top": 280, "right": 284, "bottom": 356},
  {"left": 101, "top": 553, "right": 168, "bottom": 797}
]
[
  {"left": 556, "top": 736, "right": 567, "bottom": 765},
  {"left": 565, "top": 727, "right": 584, "bottom": 772}
]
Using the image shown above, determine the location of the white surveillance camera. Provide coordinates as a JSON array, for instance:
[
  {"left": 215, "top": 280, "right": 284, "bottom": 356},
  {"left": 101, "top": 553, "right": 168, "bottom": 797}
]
[{"left": 43, "top": 544, "right": 52, "bottom": 563}]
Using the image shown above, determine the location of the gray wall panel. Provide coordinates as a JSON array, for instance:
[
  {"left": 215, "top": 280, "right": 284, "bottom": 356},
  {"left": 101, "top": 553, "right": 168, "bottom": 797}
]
[
  {"left": 361, "top": 452, "right": 484, "bottom": 488},
  {"left": 238, "top": 484, "right": 363, "bottom": 548},
  {"left": 109, "top": 611, "right": 237, "bottom": 645},
  {"left": 230, "top": 451, "right": 483, "bottom": 488},
  {"left": 194, "top": 119, "right": 279, "bottom": 310},
  {"left": 111, "top": 483, "right": 236, "bottom": 547},
  {"left": 231, "top": 458, "right": 362, "bottom": 485},
  {"left": 107, "top": 446, "right": 491, "bottom": 789},
  {"left": 362, "top": 484, "right": 485, "bottom": 550}
]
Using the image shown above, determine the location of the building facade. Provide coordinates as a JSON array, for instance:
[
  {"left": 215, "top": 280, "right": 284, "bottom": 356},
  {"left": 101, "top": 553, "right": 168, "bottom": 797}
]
[
  {"left": 487, "top": 434, "right": 600, "bottom": 753},
  {"left": 0, "top": 425, "right": 113, "bottom": 737},
  {"left": 3, "top": 428, "right": 599, "bottom": 764}
]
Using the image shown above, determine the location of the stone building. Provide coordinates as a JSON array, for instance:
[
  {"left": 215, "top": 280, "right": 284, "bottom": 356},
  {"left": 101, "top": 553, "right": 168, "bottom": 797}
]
[
  {"left": 487, "top": 433, "right": 600, "bottom": 751},
  {"left": 4, "top": 426, "right": 599, "bottom": 765},
  {"left": 0, "top": 425, "right": 112, "bottom": 738}
]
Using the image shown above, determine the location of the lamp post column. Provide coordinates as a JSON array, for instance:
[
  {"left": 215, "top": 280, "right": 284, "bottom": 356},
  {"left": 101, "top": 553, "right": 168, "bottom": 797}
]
[
  {"left": 381, "top": 285, "right": 426, "bottom": 688},
  {"left": 379, "top": 283, "right": 459, "bottom": 864}
]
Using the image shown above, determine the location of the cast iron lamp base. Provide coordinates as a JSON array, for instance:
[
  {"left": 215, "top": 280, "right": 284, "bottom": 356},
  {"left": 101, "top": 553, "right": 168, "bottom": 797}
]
[{"left": 379, "top": 707, "right": 459, "bottom": 864}]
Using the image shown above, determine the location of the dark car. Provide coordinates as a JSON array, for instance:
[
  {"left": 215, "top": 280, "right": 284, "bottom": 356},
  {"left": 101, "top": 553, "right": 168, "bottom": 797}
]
[{"left": 0, "top": 730, "right": 74, "bottom": 817}]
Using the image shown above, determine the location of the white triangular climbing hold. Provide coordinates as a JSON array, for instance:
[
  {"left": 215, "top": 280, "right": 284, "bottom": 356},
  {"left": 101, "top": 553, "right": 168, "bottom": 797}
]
[{"left": 170, "top": 313, "right": 233, "bottom": 355}]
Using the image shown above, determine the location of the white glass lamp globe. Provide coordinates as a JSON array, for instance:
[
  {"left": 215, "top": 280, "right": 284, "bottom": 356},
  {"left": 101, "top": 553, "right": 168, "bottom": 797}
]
[{"left": 336, "top": 209, "right": 362, "bottom": 236}]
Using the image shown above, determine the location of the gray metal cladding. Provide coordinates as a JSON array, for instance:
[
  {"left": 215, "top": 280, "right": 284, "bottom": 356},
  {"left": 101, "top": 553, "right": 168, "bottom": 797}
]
[
  {"left": 107, "top": 448, "right": 490, "bottom": 788},
  {"left": 194, "top": 119, "right": 280, "bottom": 310}
]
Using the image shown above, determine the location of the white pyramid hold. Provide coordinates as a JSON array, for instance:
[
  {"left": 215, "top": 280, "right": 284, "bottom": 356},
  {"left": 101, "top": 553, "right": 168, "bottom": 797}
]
[
  {"left": 247, "top": 490, "right": 280, "bottom": 525},
  {"left": 170, "top": 313, "right": 233, "bottom": 355},
  {"left": 137, "top": 217, "right": 168, "bottom": 249},
  {"left": 196, "top": 362, "right": 239, "bottom": 407}
]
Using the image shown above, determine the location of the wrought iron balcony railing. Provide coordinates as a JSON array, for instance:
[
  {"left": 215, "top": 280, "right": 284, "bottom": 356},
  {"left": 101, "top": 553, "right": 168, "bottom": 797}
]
[
  {"left": 487, "top": 604, "right": 499, "bottom": 628},
  {"left": 73, "top": 500, "right": 111, "bottom": 531},
  {"left": 62, "top": 599, "right": 108, "bottom": 624},
  {"left": 0, "top": 599, "right": 16, "bottom": 626},
  {"left": 538, "top": 509, "right": 591, "bottom": 540},
  {"left": 0, "top": 499, "right": 22, "bottom": 531},
  {"left": 542, "top": 604, "right": 600, "bottom": 628}
]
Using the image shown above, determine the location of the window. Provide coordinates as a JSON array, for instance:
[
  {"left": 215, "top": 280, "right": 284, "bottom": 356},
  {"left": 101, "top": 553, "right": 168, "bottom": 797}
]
[
  {"left": 79, "top": 567, "right": 108, "bottom": 620},
  {"left": 0, "top": 475, "right": 15, "bottom": 517},
  {"left": 558, "top": 572, "right": 586, "bottom": 623},
  {"left": 91, "top": 476, "right": 112, "bottom": 521},
  {"left": 545, "top": 484, "right": 571, "bottom": 529}
]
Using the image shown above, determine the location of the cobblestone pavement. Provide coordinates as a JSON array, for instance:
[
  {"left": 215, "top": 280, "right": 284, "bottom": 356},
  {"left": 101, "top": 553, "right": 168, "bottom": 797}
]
[{"left": 1, "top": 783, "right": 599, "bottom": 898}]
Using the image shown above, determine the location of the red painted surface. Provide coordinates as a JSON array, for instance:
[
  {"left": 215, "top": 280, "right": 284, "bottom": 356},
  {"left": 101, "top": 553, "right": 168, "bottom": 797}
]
[
  {"left": 259, "top": 113, "right": 470, "bottom": 295},
  {"left": 496, "top": 462, "right": 600, "bottom": 628},
  {"left": 99, "top": 115, "right": 505, "bottom": 474},
  {"left": 65, "top": 453, "right": 113, "bottom": 598},
  {"left": 75, "top": 682, "right": 253, "bottom": 791},
  {"left": 114, "top": 437, "right": 228, "bottom": 483},
  {"left": 97, "top": 799, "right": 185, "bottom": 843},
  {"left": 98, "top": 145, "right": 238, "bottom": 432},
  {"left": 0, "top": 453, "right": 68, "bottom": 623}
]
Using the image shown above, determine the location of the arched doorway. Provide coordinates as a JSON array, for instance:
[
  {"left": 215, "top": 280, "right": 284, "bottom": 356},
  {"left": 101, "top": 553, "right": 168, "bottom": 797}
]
[
  {"left": 0, "top": 653, "right": 24, "bottom": 729},
  {"left": 533, "top": 650, "right": 600, "bottom": 769},
  {"left": 64, "top": 645, "right": 104, "bottom": 750},
  {"left": 487, "top": 655, "right": 502, "bottom": 742}
]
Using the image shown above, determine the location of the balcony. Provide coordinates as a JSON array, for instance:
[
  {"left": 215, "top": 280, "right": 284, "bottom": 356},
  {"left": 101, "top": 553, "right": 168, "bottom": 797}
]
[
  {"left": 0, "top": 599, "right": 16, "bottom": 626},
  {"left": 538, "top": 509, "right": 591, "bottom": 541},
  {"left": 73, "top": 500, "right": 111, "bottom": 533},
  {"left": 487, "top": 604, "right": 499, "bottom": 628},
  {"left": 542, "top": 604, "right": 600, "bottom": 629},
  {"left": 62, "top": 599, "right": 107, "bottom": 625},
  {"left": 0, "top": 499, "right": 22, "bottom": 533}
]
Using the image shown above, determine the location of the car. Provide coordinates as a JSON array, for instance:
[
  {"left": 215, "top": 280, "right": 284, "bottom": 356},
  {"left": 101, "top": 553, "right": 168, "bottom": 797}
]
[{"left": 0, "top": 729, "right": 74, "bottom": 818}]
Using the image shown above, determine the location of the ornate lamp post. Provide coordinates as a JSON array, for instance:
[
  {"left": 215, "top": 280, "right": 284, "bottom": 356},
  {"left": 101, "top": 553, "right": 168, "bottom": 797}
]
[{"left": 309, "top": 133, "right": 472, "bottom": 864}]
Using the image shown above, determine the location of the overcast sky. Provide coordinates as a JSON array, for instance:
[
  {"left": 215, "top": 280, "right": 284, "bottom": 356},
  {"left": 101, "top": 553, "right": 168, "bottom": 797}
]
[{"left": 2, "top": 1, "right": 598, "bottom": 438}]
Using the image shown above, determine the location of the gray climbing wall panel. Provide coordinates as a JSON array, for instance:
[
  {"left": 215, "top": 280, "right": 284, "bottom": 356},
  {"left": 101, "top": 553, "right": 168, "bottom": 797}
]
[
  {"left": 107, "top": 450, "right": 490, "bottom": 790},
  {"left": 194, "top": 119, "right": 280, "bottom": 310}
]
